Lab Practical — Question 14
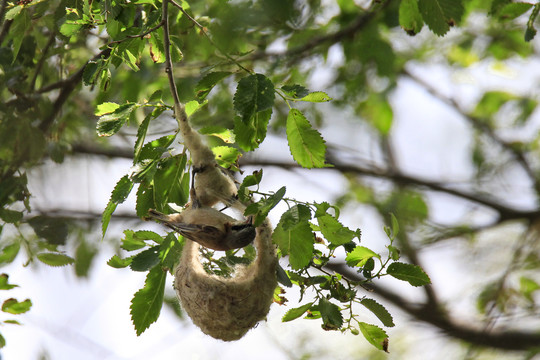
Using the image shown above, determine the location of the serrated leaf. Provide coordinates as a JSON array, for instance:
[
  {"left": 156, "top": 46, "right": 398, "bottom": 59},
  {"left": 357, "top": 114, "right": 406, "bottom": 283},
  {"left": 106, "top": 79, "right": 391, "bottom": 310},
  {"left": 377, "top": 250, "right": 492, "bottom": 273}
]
[
  {"left": 0, "top": 208, "right": 23, "bottom": 223},
  {"left": 360, "top": 298, "right": 395, "bottom": 327},
  {"left": 148, "top": 31, "right": 165, "bottom": 63},
  {"left": 319, "top": 297, "right": 343, "bottom": 329},
  {"left": 153, "top": 155, "right": 189, "bottom": 211},
  {"left": 0, "top": 274, "right": 18, "bottom": 290},
  {"left": 74, "top": 240, "right": 97, "bottom": 278},
  {"left": 0, "top": 243, "right": 20, "bottom": 265},
  {"left": 107, "top": 254, "right": 133, "bottom": 268},
  {"left": 498, "top": 2, "right": 533, "bottom": 20},
  {"left": 95, "top": 102, "right": 120, "bottom": 116},
  {"left": 317, "top": 214, "right": 356, "bottom": 245},
  {"left": 159, "top": 233, "right": 183, "bottom": 273},
  {"left": 276, "top": 263, "right": 293, "bottom": 287},
  {"left": 300, "top": 91, "right": 332, "bottom": 103},
  {"left": 102, "top": 175, "right": 134, "bottom": 237},
  {"left": 358, "top": 322, "right": 388, "bottom": 351},
  {"left": 399, "top": 0, "right": 424, "bottom": 35},
  {"left": 387, "top": 262, "right": 431, "bottom": 287},
  {"left": 130, "top": 246, "right": 161, "bottom": 272},
  {"left": 418, "top": 0, "right": 464, "bottom": 36},
  {"left": 130, "top": 266, "right": 167, "bottom": 336},
  {"left": 121, "top": 230, "right": 148, "bottom": 251},
  {"left": 245, "top": 186, "right": 286, "bottom": 226},
  {"left": 28, "top": 216, "right": 68, "bottom": 245},
  {"left": 36, "top": 253, "right": 75, "bottom": 267},
  {"left": 96, "top": 103, "right": 137, "bottom": 137},
  {"left": 282, "top": 302, "right": 313, "bottom": 322},
  {"left": 345, "top": 246, "right": 380, "bottom": 267},
  {"left": 138, "top": 135, "right": 176, "bottom": 161},
  {"left": 234, "top": 74, "right": 275, "bottom": 121},
  {"left": 286, "top": 109, "right": 327, "bottom": 168},
  {"left": 134, "top": 113, "right": 152, "bottom": 163},
  {"left": 196, "top": 71, "right": 232, "bottom": 99},
  {"left": 281, "top": 84, "right": 309, "bottom": 98},
  {"left": 212, "top": 146, "right": 240, "bottom": 168},
  {"left": 2, "top": 298, "right": 32, "bottom": 315},
  {"left": 233, "top": 109, "right": 271, "bottom": 151},
  {"left": 273, "top": 215, "right": 314, "bottom": 270},
  {"left": 136, "top": 181, "right": 154, "bottom": 217}
]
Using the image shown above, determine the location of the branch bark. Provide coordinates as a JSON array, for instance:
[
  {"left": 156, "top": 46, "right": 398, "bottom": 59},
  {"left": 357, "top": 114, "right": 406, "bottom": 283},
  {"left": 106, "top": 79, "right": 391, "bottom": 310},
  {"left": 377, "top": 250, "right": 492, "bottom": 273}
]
[{"left": 326, "top": 262, "right": 540, "bottom": 351}]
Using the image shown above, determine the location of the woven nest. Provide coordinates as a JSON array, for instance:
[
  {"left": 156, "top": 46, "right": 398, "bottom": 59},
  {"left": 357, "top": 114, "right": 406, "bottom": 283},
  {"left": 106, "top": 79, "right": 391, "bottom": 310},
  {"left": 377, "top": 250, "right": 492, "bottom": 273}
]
[{"left": 175, "top": 218, "right": 277, "bottom": 341}]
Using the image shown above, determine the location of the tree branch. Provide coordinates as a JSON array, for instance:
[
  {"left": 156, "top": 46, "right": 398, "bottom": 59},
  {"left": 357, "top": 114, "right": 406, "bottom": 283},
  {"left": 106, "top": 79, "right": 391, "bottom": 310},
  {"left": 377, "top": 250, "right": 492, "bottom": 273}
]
[
  {"left": 240, "top": 156, "right": 540, "bottom": 223},
  {"left": 325, "top": 262, "right": 540, "bottom": 351},
  {"left": 243, "top": 0, "right": 393, "bottom": 62},
  {"left": 402, "top": 68, "right": 540, "bottom": 194}
]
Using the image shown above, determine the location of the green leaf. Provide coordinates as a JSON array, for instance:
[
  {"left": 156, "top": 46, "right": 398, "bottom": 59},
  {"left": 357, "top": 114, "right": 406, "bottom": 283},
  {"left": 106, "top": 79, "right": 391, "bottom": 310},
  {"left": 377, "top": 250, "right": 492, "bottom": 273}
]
[
  {"left": 0, "top": 332, "right": 5, "bottom": 348},
  {"left": 387, "top": 262, "right": 431, "bottom": 287},
  {"left": 281, "top": 84, "right": 309, "bottom": 98},
  {"left": 317, "top": 214, "right": 357, "bottom": 245},
  {"left": 498, "top": 2, "right": 533, "bottom": 20},
  {"left": 96, "top": 103, "right": 137, "bottom": 137},
  {"left": 102, "top": 175, "right": 134, "bottom": 237},
  {"left": 282, "top": 302, "right": 313, "bottom": 322},
  {"left": 233, "top": 73, "right": 275, "bottom": 121},
  {"left": 159, "top": 233, "right": 183, "bottom": 273},
  {"left": 28, "top": 216, "right": 68, "bottom": 245},
  {"left": 299, "top": 91, "right": 332, "bottom": 103},
  {"left": 358, "top": 322, "right": 388, "bottom": 351},
  {"left": 0, "top": 274, "right": 18, "bottom": 290},
  {"left": 472, "top": 90, "right": 515, "bottom": 118},
  {"left": 360, "top": 298, "right": 395, "bottom": 327},
  {"left": 212, "top": 146, "right": 241, "bottom": 168},
  {"left": 196, "top": 71, "right": 232, "bottom": 100},
  {"left": 0, "top": 208, "right": 23, "bottom": 223},
  {"left": 130, "top": 266, "right": 167, "bottom": 336},
  {"left": 107, "top": 254, "right": 133, "bottom": 268},
  {"left": 185, "top": 100, "right": 207, "bottom": 117},
  {"left": 74, "top": 240, "right": 97, "bottom": 278},
  {"left": 2, "top": 298, "right": 32, "bottom": 315},
  {"left": 520, "top": 276, "right": 540, "bottom": 302},
  {"left": 148, "top": 32, "right": 165, "bottom": 63},
  {"left": 286, "top": 109, "right": 327, "bottom": 168},
  {"left": 233, "top": 109, "right": 271, "bottom": 151},
  {"left": 95, "top": 102, "right": 120, "bottom": 116},
  {"left": 138, "top": 135, "right": 176, "bottom": 161},
  {"left": 319, "top": 297, "right": 343, "bottom": 330},
  {"left": 276, "top": 263, "right": 293, "bottom": 287},
  {"left": 418, "top": 0, "right": 464, "bottom": 36},
  {"left": 273, "top": 209, "right": 314, "bottom": 270},
  {"left": 130, "top": 246, "right": 161, "bottom": 272},
  {"left": 358, "top": 94, "right": 393, "bottom": 135},
  {"left": 245, "top": 186, "right": 286, "bottom": 226},
  {"left": 345, "top": 246, "right": 380, "bottom": 267},
  {"left": 0, "top": 243, "right": 20, "bottom": 266},
  {"left": 134, "top": 115, "right": 152, "bottom": 164},
  {"left": 136, "top": 181, "right": 155, "bottom": 217},
  {"left": 37, "top": 253, "right": 75, "bottom": 267},
  {"left": 399, "top": 0, "right": 424, "bottom": 35},
  {"left": 121, "top": 230, "right": 148, "bottom": 251},
  {"left": 153, "top": 155, "right": 189, "bottom": 211}
]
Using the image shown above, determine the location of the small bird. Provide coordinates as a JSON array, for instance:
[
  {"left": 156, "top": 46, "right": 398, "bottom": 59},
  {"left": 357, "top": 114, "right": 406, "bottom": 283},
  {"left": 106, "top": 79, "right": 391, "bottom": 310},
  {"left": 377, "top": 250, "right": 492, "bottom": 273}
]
[
  {"left": 147, "top": 187, "right": 255, "bottom": 251},
  {"left": 192, "top": 164, "right": 240, "bottom": 210}
]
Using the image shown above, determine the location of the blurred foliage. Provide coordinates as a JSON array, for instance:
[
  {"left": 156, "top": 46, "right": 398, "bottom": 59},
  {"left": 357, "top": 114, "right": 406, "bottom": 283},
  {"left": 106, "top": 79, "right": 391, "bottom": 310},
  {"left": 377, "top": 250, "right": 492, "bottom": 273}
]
[{"left": 1, "top": 0, "right": 540, "bottom": 355}]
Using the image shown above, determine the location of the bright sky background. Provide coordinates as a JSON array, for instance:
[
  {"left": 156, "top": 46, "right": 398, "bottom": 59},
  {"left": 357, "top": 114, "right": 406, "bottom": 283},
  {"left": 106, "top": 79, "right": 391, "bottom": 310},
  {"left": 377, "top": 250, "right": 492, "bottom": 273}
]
[{"left": 2, "top": 23, "right": 540, "bottom": 360}]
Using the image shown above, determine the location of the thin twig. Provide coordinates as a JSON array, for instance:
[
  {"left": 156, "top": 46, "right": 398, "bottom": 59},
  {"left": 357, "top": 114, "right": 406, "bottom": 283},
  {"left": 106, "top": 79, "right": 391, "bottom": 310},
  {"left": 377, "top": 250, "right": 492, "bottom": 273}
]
[
  {"left": 162, "top": 0, "right": 188, "bottom": 126},
  {"left": 169, "top": 0, "right": 251, "bottom": 74},
  {"left": 403, "top": 68, "right": 540, "bottom": 194},
  {"left": 325, "top": 262, "right": 540, "bottom": 351},
  {"left": 30, "top": 32, "right": 56, "bottom": 91}
]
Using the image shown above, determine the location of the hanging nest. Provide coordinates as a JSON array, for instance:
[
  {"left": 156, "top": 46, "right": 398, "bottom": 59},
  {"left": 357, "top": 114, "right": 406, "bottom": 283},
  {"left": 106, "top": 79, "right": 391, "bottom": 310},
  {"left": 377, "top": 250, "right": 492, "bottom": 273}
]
[{"left": 175, "top": 218, "right": 277, "bottom": 341}]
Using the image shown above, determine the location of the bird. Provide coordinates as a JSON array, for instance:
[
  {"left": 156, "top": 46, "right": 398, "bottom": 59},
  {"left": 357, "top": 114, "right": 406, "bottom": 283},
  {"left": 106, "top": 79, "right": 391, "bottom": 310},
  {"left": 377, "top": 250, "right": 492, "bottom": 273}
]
[{"left": 147, "top": 188, "right": 255, "bottom": 251}]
